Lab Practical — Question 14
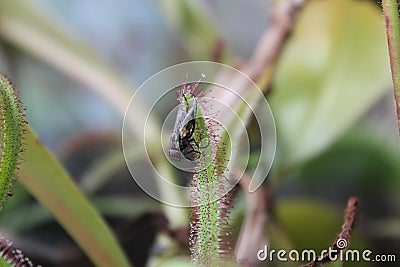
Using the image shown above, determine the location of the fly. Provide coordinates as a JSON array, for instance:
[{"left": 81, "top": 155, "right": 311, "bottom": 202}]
[{"left": 169, "top": 74, "right": 204, "bottom": 161}]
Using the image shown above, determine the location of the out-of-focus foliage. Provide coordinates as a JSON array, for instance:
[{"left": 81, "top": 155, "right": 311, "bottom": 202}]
[
  {"left": 0, "top": 0, "right": 396, "bottom": 266},
  {"left": 271, "top": 0, "right": 392, "bottom": 170},
  {"left": 271, "top": 199, "right": 370, "bottom": 267},
  {"left": 20, "top": 127, "right": 131, "bottom": 267}
]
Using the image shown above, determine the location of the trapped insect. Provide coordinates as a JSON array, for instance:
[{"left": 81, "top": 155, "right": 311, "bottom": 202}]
[{"left": 169, "top": 74, "right": 205, "bottom": 161}]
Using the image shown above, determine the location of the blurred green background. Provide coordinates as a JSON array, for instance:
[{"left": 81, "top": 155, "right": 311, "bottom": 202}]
[{"left": 0, "top": 0, "right": 398, "bottom": 266}]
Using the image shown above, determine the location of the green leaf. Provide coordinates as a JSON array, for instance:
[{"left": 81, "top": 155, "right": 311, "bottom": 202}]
[
  {"left": 0, "top": 195, "right": 159, "bottom": 233},
  {"left": 274, "top": 200, "right": 341, "bottom": 252},
  {"left": 299, "top": 131, "right": 400, "bottom": 187},
  {"left": 20, "top": 126, "right": 131, "bottom": 267},
  {"left": 271, "top": 0, "right": 392, "bottom": 169}
]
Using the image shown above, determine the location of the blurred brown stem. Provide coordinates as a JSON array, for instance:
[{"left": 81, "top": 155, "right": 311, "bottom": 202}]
[
  {"left": 234, "top": 1, "right": 306, "bottom": 265},
  {"left": 382, "top": 0, "right": 400, "bottom": 136},
  {"left": 235, "top": 171, "right": 270, "bottom": 266},
  {"left": 300, "top": 197, "right": 360, "bottom": 267},
  {"left": 243, "top": 0, "right": 306, "bottom": 87}
]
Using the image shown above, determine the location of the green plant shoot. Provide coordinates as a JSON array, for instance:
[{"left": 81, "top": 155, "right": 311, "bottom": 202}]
[
  {"left": 170, "top": 75, "right": 232, "bottom": 266},
  {"left": 0, "top": 74, "right": 24, "bottom": 209},
  {"left": 0, "top": 75, "right": 40, "bottom": 266}
]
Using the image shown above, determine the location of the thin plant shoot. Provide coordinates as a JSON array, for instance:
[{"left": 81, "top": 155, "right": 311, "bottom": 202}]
[{"left": 169, "top": 74, "right": 233, "bottom": 266}]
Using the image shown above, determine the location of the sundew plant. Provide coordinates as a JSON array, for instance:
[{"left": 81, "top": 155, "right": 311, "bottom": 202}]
[
  {"left": 0, "top": 74, "right": 39, "bottom": 266},
  {"left": 168, "top": 75, "right": 232, "bottom": 266}
]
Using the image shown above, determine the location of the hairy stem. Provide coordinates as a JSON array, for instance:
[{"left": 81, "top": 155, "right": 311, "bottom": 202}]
[
  {"left": 0, "top": 236, "right": 39, "bottom": 267},
  {"left": 382, "top": 0, "right": 400, "bottom": 136},
  {"left": 175, "top": 84, "right": 231, "bottom": 266},
  {"left": 0, "top": 74, "right": 25, "bottom": 209},
  {"left": 187, "top": 93, "right": 221, "bottom": 265},
  {"left": 0, "top": 75, "right": 40, "bottom": 266}
]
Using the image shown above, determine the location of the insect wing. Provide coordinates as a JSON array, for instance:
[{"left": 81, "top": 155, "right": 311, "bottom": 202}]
[
  {"left": 169, "top": 104, "right": 186, "bottom": 160},
  {"left": 180, "top": 96, "right": 197, "bottom": 131},
  {"left": 169, "top": 95, "right": 198, "bottom": 161}
]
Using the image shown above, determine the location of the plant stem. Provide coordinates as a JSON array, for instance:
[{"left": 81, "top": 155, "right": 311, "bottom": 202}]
[
  {"left": 174, "top": 81, "right": 231, "bottom": 265},
  {"left": 0, "top": 74, "right": 24, "bottom": 209},
  {"left": 187, "top": 93, "right": 221, "bottom": 266},
  {"left": 382, "top": 0, "right": 400, "bottom": 136}
]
